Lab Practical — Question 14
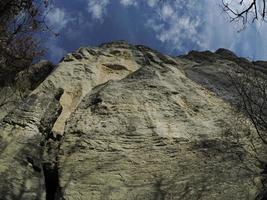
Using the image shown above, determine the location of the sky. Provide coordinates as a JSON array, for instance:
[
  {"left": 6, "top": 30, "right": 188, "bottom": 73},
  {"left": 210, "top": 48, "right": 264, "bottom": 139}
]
[{"left": 43, "top": 0, "right": 267, "bottom": 63}]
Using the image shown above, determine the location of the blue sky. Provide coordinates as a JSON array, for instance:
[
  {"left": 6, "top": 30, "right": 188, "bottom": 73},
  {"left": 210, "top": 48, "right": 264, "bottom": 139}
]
[{"left": 44, "top": 0, "right": 267, "bottom": 63}]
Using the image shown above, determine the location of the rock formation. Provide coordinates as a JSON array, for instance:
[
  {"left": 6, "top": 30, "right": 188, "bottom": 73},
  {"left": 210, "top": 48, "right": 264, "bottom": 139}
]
[{"left": 0, "top": 41, "right": 266, "bottom": 199}]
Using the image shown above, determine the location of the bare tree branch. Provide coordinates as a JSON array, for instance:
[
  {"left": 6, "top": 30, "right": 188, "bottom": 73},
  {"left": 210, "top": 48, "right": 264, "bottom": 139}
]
[
  {"left": 228, "top": 67, "right": 267, "bottom": 144},
  {"left": 222, "top": 0, "right": 267, "bottom": 27},
  {"left": 0, "top": 0, "right": 52, "bottom": 86}
]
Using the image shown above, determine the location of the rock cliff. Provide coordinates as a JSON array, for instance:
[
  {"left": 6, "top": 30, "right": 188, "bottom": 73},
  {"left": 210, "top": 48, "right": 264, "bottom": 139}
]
[{"left": 0, "top": 41, "right": 266, "bottom": 200}]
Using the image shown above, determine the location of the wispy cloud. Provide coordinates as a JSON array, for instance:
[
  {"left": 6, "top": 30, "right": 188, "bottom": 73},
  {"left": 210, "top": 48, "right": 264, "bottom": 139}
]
[
  {"left": 44, "top": 0, "right": 267, "bottom": 62},
  {"left": 46, "top": 6, "right": 72, "bottom": 32},
  {"left": 147, "top": 0, "right": 157, "bottom": 8},
  {"left": 87, "top": 0, "right": 110, "bottom": 20},
  {"left": 44, "top": 37, "right": 67, "bottom": 62},
  {"left": 196, "top": 0, "right": 267, "bottom": 60},
  {"left": 119, "top": 0, "right": 138, "bottom": 7},
  {"left": 160, "top": 4, "right": 174, "bottom": 19},
  {"left": 144, "top": 0, "right": 203, "bottom": 53}
]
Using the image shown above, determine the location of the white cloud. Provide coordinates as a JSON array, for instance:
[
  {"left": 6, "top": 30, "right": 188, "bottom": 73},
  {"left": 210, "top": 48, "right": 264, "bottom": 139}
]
[
  {"left": 45, "top": 37, "right": 67, "bottom": 62},
  {"left": 47, "top": 0, "right": 267, "bottom": 61},
  {"left": 85, "top": 0, "right": 163, "bottom": 19},
  {"left": 144, "top": 0, "right": 267, "bottom": 60},
  {"left": 147, "top": 0, "right": 157, "bottom": 8},
  {"left": 156, "top": 16, "right": 201, "bottom": 52},
  {"left": 199, "top": 0, "right": 236, "bottom": 50},
  {"left": 87, "top": 0, "right": 110, "bottom": 20},
  {"left": 119, "top": 0, "right": 138, "bottom": 7},
  {"left": 145, "top": 0, "right": 203, "bottom": 53},
  {"left": 197, "top": 0, "right": 267, "bottom": 60},
  {"left": 161, "top": 4, "right": 174, "bottom": 19},
  {"left": 46, "top": 6, "right": 72, "bottom": 32}
]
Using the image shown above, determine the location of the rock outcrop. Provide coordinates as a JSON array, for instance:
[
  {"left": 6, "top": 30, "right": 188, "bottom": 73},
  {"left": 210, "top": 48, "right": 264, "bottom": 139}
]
[
  {"left": 0, "top": 88, "right": 62, "bottom": 200},
  {"left": 0, "top": 60, "right": 56, "bottom": 120},
  {"left": 0, "top": 41, "right": 266, "bottom": 200}
]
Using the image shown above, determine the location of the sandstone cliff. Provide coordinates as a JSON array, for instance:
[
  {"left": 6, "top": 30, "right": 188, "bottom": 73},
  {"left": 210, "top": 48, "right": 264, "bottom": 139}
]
[{"left": 0, "top": 41, "right": 266, "bottom": 200}]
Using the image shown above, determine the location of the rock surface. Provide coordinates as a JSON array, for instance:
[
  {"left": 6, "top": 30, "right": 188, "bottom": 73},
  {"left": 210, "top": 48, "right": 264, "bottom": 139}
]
[
  {"left": 0, "top": 88, "right": 62, "bottom": 200},
  {"left": 0, "top": 41, "right": 266, "bottom": 199},
  {"left": 0, "top": 60, "right": 56, "bottom": 120}
]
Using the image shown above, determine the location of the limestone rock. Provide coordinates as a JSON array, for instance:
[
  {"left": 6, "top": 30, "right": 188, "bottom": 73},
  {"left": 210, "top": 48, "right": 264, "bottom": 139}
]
[
  {"left": 0, "top": 41, "right": 265, "bottom": 199},
  {"left": 0, "top": 89, "right": 62, "bottom": 200},
  {"left": 57, "top": 43, "right": 262, "bottom": 199},
  {"left": 0, "top": 60, "right": 56, "bottom": 120},
  {"left": 179, "top": 49, "right": 267, "bottom": 103},
  {"left": 35, "top": 42, "right": 142, "bottom": 135}
]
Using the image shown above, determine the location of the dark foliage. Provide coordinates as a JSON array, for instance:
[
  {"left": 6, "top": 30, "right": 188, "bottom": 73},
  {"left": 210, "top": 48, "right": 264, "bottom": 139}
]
[{"left": 0, "top": 0, "right": 51, "bottom": 86}]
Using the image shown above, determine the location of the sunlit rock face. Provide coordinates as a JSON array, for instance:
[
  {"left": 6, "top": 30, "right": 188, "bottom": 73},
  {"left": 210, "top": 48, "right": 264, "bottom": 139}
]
[{"left": 0, "top": 41, "right": 265, "bottom": 200}]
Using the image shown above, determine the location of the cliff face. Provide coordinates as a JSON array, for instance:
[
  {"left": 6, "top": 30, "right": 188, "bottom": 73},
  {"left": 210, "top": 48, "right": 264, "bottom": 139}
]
[{"left": 0, "top": 41, "right": 265, "bottom": 200}]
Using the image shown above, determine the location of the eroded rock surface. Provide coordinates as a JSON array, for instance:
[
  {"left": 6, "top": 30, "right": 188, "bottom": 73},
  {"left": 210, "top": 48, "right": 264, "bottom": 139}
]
[
  {"left": 0, "top": 60, "right": 56, "bottom": 120},
  {"left": 58, "top": 44, "right": 262, "bottom": 200},
  {"left": 0, "top": 41, "right": 265, "bottom": 199},
  {"left": 0, "top": 88, "right": 62, "bottom": 200},
  {"left": 35, "top": 42, "right": 142, "bottom": 135}
]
